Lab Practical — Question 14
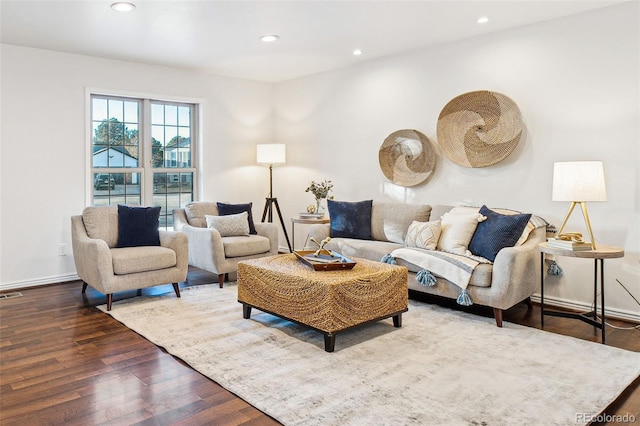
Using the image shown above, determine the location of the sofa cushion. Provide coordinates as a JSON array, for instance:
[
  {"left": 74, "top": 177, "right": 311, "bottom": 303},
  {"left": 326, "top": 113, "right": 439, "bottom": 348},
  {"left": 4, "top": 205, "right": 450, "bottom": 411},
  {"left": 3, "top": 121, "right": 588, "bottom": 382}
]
[
  {"left": 371, "top": 202, "right": 432, "bottom": 243},
  {"left": 325, "top": 238, "right": 402, "bottom": 263},
  {"left": 328, "top": 199, "right": 373, "bottom": 240},
  {"left": 184, "top": 202, "right": 219, "bottom": 228},
  {"left": 116, "top": 205, "right": 161, "bottom": 248},
  {"left": 469, "top": 205, "right": 531, "bottom": 262},
  {"left": 205, "top": 212, "right": 250, "bottom": 237},
  {"left": 111, "top": 246, "right": 176, "bottom": 275},
  {"left": 217, "top": 202, "right": 257, "bottom": 235},
  {"left": 222, "top": 235, "right": 271, "bottom": 258},
  {"left": 437, "top": 211, "right": 486, "bottom": 255},
  {"left": 405, "top": 220, "right": 441, "bottom": 250},
  {"left": 83, "top": 205, "right": 119, "bottom": 248}
]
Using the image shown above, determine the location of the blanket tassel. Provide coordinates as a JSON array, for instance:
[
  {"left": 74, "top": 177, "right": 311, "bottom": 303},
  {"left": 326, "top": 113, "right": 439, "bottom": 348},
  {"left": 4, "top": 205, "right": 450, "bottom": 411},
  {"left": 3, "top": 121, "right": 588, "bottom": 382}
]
[
  {"left": 381, "top": 254, "right": 397, "bottom": 265},
  {"left": 456, "top": 290, "right": 473, "bottom": 306},
  {"left": 416, "top": 269, "right": 437, "bottom": 287},
  {"left": 548, "top": 260, "right": 563, "bottom": 276}
]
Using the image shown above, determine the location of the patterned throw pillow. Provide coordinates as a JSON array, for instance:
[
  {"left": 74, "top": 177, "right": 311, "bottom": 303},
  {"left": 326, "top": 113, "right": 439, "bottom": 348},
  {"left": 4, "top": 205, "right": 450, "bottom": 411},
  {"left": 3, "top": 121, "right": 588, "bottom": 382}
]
[
  {"left": 217, "top": 202, "right": 257, "bottom": 234},
  {"left": 405, "top": 220, "right": 441, "bottom": 250},
  {"left": 468, "top": 205, "right": 531, "bottom": 262},
  {"left": 205, "top": 212, "right": 250, "bottom": 237},
  {"left": 437, "top": 211, "right": 486, "bottom": 255}
]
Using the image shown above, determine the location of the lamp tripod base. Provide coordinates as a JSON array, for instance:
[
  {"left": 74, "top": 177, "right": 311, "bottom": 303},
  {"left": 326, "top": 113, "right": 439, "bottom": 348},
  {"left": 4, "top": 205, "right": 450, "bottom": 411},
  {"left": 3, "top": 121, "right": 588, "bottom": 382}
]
[
  {"left": 557, "top": 201, "right": 598, "bottom": 250},
  {"left": 261, "top": 197, "right": 292, "bottom": 253}
]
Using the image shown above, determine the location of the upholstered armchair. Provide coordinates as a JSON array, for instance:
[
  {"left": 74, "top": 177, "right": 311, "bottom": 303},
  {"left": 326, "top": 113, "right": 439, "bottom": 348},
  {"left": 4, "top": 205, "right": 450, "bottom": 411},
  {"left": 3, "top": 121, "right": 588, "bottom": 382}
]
[
  {"left": 71, "top": 205, "right": 189, "bottom": 310},
  {"left": 173, "top": 201, "right": 278, "bottom": 288}
]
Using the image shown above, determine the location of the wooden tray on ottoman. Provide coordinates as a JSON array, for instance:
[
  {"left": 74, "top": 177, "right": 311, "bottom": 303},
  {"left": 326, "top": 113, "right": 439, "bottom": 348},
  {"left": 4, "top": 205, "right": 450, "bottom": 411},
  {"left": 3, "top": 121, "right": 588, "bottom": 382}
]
[{"left": 293, "top": 250, "right": 356, "bottom": 271}]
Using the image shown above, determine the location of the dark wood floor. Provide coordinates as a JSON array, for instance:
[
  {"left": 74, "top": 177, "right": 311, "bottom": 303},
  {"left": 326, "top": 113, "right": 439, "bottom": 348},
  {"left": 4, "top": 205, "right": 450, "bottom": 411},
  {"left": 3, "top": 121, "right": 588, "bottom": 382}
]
[{"left": 1, "top": 268, "right": 639, "bottom": 425}]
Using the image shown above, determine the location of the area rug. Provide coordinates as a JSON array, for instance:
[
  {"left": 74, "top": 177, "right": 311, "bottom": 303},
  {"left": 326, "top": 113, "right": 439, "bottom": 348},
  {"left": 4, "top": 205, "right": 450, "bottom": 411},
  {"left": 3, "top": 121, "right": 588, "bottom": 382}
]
[{"left": 98, "top": 283, "right": 640, "bottom": 426}]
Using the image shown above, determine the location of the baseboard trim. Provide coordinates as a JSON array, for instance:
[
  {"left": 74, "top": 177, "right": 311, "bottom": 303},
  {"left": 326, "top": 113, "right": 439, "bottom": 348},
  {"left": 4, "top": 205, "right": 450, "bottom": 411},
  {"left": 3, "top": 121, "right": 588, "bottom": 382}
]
[
  {"left": 0, "top": 273, "right": 80, "bottom": 292},
  {"left": 531, "top": 294, "right": 640, "bottom": 324}
]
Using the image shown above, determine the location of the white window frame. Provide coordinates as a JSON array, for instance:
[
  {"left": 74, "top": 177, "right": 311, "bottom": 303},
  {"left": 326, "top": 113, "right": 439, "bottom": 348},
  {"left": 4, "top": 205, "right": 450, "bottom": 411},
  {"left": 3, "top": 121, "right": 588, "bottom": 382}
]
[{"left": 85, "top": 88, "right": 204, "bottom": 215}]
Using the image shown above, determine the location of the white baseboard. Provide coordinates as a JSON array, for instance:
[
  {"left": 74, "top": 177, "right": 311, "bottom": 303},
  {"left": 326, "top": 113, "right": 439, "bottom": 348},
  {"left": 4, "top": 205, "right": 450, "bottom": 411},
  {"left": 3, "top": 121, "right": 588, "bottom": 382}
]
[
  {"left": 0, "top": 273, "right": 80, "bottom": 291},
  {"left": 531, "top": 293, "right": 640, "bottom": 324}
]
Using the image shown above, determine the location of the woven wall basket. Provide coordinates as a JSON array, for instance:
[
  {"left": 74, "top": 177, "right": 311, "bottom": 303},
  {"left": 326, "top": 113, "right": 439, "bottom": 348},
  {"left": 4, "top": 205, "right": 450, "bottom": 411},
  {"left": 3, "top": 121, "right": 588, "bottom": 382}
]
[
  {"left": 378, "top": 129, "right": 435, "bottom": 187},
  {"left": 437, "top": 91, "right": 523, "bottom": 168}
]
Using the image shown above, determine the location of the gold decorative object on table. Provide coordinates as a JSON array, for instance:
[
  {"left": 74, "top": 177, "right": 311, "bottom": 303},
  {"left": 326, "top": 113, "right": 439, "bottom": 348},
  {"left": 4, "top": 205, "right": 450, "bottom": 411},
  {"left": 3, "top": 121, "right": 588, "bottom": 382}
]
[
  {"left": 378, "top": 129, "right": 435, "bottom": 187},
  {"left": 437, "top": 91, "right": 523, "bottom": 168}
]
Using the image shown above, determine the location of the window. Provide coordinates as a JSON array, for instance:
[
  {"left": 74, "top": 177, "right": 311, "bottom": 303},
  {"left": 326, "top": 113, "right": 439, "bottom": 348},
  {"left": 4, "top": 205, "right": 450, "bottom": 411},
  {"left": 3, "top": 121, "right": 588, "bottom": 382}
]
[{"left": 91, "top": 95, "right": 197, "bottom": 229}]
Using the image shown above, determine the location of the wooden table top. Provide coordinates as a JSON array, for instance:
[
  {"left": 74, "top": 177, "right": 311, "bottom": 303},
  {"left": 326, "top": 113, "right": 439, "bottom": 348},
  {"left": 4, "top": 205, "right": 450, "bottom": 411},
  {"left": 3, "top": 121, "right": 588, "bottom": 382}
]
[{"left": 538, "top": 242, "right": 624, "bottom": 259}]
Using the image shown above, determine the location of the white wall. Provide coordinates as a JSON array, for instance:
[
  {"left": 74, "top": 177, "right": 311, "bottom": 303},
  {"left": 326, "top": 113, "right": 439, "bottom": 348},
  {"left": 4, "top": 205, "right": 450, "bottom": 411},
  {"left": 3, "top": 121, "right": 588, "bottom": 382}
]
[
  {"left": 273, "top": 3, "right": 640, "bottom": 319},
  {"left": 0, "top": 44, "right": 274, "bottom": 287}
]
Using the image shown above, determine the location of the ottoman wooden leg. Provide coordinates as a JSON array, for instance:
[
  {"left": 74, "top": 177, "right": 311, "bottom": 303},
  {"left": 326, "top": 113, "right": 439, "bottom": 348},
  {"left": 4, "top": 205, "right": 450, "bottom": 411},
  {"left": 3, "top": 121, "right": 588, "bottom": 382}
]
[
  {"left": 242, "top": 303, "right": 252, "bottom": 319},
  {"left": 393, "top": 313, "right": 403, "bottom": 327},
  {"left": 324, "top": 333, "right": 336, "bottom": 352}
]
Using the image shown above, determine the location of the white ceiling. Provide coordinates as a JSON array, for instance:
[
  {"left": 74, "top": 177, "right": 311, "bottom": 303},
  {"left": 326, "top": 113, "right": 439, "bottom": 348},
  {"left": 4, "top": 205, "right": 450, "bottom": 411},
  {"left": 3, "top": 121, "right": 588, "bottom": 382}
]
[{"left": 0, "top": 1, "right": 625, "bottom": 82}]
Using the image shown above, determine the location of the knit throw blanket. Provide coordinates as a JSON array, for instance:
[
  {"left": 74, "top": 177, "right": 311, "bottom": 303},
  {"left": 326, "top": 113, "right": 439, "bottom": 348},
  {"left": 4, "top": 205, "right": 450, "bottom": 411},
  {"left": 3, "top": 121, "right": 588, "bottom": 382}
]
[{"left": 386, "top": 247, "right": 492, "bottom": 306}]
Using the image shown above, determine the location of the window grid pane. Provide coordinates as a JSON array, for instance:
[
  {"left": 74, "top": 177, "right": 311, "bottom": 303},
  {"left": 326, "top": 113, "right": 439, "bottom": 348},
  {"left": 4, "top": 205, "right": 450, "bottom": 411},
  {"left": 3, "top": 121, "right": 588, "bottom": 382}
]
[{"left": 92, "top": 96, "right": 140, "bottom": 168}]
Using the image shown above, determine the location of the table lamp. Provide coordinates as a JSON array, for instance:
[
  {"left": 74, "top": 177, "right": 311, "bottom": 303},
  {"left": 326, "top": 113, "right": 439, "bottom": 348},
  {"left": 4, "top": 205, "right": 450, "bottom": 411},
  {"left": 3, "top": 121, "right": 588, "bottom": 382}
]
[{"left": 552, "top": 161, "right": 607, "bottom": 249}]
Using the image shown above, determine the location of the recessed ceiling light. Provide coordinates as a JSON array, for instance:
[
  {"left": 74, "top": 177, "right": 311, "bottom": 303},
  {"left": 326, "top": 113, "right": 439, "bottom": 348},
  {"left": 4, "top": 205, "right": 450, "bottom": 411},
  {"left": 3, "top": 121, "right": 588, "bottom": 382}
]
[
  {"left": 111, "top": 2, "right": 136, "bottom": 12},
  {"left": 476, "top": 16, "right": 489, "bottom": 24},
  {"left": 353, "top": 49, "right": 363, "bottom": 56},
  {"left": 260, "top": 35, "right": 280, "bottom": 43}
]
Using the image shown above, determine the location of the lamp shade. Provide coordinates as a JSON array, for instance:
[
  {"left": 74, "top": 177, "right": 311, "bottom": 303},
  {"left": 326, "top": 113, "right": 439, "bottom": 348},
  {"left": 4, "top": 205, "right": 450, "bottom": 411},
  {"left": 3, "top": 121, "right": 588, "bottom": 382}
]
[
  {"left": 552, "top": 161, "right": 607, "bottom": 202},
  {"left": 256, "top": 144, "right": 286, "bottom": 166}
]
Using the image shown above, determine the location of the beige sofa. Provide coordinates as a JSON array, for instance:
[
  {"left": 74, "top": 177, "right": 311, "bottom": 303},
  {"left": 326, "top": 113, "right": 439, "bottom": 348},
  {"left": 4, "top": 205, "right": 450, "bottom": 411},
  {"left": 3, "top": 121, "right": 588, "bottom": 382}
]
[
  {"left": 307, "top": 202, "right": 547, "bottom": 327},
  {"left": 173, "top": 202, "right": 279, "bottom": 287}
]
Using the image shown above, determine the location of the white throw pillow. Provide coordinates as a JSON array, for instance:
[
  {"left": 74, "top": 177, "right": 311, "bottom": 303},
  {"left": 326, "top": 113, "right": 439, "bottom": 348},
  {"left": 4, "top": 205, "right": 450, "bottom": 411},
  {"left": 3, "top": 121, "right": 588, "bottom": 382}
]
[
  {"left": 405, "top": 220, "right": 441, "bottom": 250},
  {"left": 437, "top": 212, "right": 486, "bottom": 255},
  {"left": 205, "top": 212, "right": 250, "bottom": 237}
]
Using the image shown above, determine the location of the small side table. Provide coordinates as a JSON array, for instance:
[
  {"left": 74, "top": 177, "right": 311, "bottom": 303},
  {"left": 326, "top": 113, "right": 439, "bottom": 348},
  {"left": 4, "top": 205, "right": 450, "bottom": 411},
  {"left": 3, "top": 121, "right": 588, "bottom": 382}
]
[
  {"left": 538, "top": 242, "right": 624, "bottom": 344},
  {"left": 291, "top": 217, "right": 330, "bottom": 251}
]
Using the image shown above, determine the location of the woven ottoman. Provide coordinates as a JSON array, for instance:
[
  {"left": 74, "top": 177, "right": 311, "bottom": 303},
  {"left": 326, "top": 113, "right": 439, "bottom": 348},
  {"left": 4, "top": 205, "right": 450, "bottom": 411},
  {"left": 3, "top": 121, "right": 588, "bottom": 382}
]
[{"left": 237, "top": 253, "right": 408, "bottom": 352}]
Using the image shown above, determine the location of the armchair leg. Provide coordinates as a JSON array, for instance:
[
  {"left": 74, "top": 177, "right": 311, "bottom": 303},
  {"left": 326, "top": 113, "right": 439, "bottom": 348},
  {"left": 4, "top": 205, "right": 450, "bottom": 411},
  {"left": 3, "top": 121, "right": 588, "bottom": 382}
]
[
  {"left": 493, "top": 308, "right": 503, "bottom": 328},
  {"left": 106, "top": 294, "right": 113, "bottom": 311},
  {"left": 172, "top": 283, "right": 181, "bottom": 298},
  {"left": 218, "top": 274, "right": 225, "bottom": 288},
  {"left": 81, "top": 281, "right": 88, "bottom": 294}
]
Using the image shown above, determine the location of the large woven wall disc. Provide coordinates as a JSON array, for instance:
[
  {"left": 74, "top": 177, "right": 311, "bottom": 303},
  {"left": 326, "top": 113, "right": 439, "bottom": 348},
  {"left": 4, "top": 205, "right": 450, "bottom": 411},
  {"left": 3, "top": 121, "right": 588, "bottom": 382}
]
[
  {"left": 378, "top": 129, "right": 435, "bottom": 187},
  {"left": 437, "top": 91, "right": 523, "bottom": 168}
]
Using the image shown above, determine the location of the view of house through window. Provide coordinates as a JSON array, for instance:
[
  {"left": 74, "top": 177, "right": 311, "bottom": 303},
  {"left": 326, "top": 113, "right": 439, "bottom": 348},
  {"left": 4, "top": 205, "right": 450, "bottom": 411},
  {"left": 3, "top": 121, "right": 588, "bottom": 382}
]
[{"left": 91, "top": 95, "right": 196, "bottom": 229}]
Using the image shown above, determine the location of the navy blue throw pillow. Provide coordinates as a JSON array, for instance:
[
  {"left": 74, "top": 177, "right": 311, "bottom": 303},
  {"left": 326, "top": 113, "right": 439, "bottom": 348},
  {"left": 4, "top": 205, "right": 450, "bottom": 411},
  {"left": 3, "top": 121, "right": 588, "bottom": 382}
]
[
  {"left": 116, "top": 205, "right": 161, "bottom": 248},
  {"left": 468, "top": 205, "right": 531, "bottom": 262},
  {"left": 217, "top": 202, "right": 257, "bottom": 234},
  {"left": 327, "top": 199, "right": 373, "bottom": 240}
]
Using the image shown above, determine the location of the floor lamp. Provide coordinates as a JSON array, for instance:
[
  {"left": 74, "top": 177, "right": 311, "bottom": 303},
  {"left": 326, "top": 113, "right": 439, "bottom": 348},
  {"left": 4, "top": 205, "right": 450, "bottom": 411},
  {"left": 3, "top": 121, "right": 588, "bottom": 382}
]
[
  {"left": 257, "top": 144, "right": 292, "bottom": 252},
  {"left": 552, "top": 161, "right": 607, "bottom": 250}
]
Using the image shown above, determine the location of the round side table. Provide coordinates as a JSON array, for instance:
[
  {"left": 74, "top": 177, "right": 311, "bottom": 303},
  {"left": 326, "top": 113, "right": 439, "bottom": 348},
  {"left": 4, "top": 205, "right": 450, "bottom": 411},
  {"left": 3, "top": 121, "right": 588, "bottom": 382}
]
[
  {"left": 291, "top": 217, "right": 330, "bottom": 251},
  {"left": 538, "top": 242, "right": 624, "bottom": 344}
]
